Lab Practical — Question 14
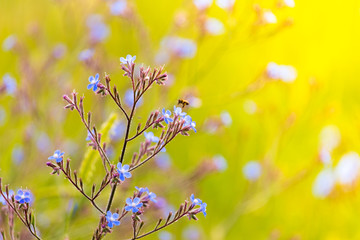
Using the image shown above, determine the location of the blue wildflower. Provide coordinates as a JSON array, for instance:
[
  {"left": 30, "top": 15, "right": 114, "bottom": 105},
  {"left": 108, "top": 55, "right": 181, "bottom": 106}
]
[
  {"left": 190, "top": 194, "right": 202, "bottom": 206},
  {"left": 12, "top": 145, "right": 24, "bottom": 165},
  {"left": 242, "top": 161, "right": 262, "bottom": 181},
  {"left": 161, "top": 37, "right": 197, "bottom": 59},
  {"left": 105, "top": 145, "right": 115, "bottom": 158},
  {"left": 53, "top": 43, "right": 67, "bottom": 59},
  {"left": 184, "top": 115, "right": 196, "bottom": 132},
  {"left": 86, "top": 15, "right": 110, "bottom": 43},
  {"left": 120, "top": 54, "right": 136, "bottom": 64},
  {"left": 2, "top": 74, "right": 17, "bottom": 95},
  {"left": 124, "top": 88, "right": 143, "bottom": 108},
  {"left": 144, "top": 132, "right": 159, "bottom": 143},
  {"left": 78, "top": 49, "right": 94, "bottom": 61},
  {"left": 125, "top": 197, "right": 143, "bottom": 213},
  {"left": 87, "top": 73, "right": 100, "bottom": 92},
  {"left": 155, "top": 153, "right": 172, "bottom": 170},
  {"left": 86, "top": 130, "right": 95, "bottom": 141},
  {"left": 173, "top": 106, "right": 186, "bottom": 118},
  {"left": 117, "top": 163, "right": 132, "bottom": 181},
  {"left": 199, "top": 202, "right": 207, "bottom": 216},
  {"left": 135, "top": 187, "right": 149, "bottom": 194},
  {"left": 147, "top": 192, "right": 157, "bottom": 203},
  {"left": 220, "top": 111, "right": 232, "bottom": 126},
  {"left": 106, "top": 211, "right": 120, "bottom": 228},
  {"left": 0, "top": 190, "right": 14, "bottom": 205},
  {"left": 110, "top": 121, "right": 125, "bottom": 141},
  {"left": 159, "top": 231, "right": 173, "bottom": 240},
  {"left": 15, "top": 189, "right": 31, "bottom": 204},
  {"left": 182, "top": 226, "right": 201, "bottom": 240},
  {"left": 86, "top": 132, "right": 92, "bottom": 141},
  {"left": 2, "top": 35, "right": 17, "bottom": 52},
  {"left": 162, "top": 109, "right": 173, "bottom": 124},
  {"left": 37, "top": 132, "right": 51, "bottom": 153},
  {"left": 213, "top": 155, "right": 228, "bottom": 172},
  {"left": 48, "top": 150, "right": 64, "bottom": 163}
]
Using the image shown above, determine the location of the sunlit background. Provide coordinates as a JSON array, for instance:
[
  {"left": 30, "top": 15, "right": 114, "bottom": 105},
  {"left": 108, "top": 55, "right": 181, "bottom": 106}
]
[{"left": 2, "top": 0, "right": 360, "bottom": 239}]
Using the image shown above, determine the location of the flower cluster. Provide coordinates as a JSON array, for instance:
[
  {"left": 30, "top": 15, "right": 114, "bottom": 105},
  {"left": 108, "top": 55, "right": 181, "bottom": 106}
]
[
  {"left": 47, "top": 54, "right": 205, "bottom": 239},
  {"left": 266, "top": 62, "right": 297, "bottom": 82},
  {"left": 48, "top": 150, "right": 64, "bottom": 163},
  {"left": 14, "top": 189, "right": 32, "bottom": 204},
  {"left": 0, "top": 181, "right": 39, "bottom": 239},
  {"left": 117, "top": 163, "right": 132, "bottom": 181},
  {"left": 190, "top": 194, "right": 207, "bottom": 217}
]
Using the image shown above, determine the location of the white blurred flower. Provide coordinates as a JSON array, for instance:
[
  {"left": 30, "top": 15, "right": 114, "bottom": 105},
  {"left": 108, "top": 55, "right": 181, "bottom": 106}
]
[
  {"left": 155, "top": 153, "right": 172, "bottom": 170},
  {"left": 284, "top": 0, "right": 295, "bottom": 8},
  {"left": 124, "top": 88, "right": 143, "bottom": 108},
  {"left": 2, "top": 74, "right": 17, "bottom": 95},
  {"left": 266, "top": 62, "right": 297, "bottom": 82},
  {"left": 53, "top": 43, "right": 67, "bottom": 59},
  {"left": 86, "top": 14, "right": 110, "bottom": 43},
  {"left": 110, "top": 120, "right": 125, "bottom": 141},
  {"left": 159, "top": 231, "right": 173, "bottom": 240},
  {"left": 266, "top": 62, "right": 280, "bottom": 79},
  {"left": 243, "top": 161, "right": 262, "bottom": 181},
  {"left": 319, "top": 148, "right": 332, "bottom": 165},
  {"left": 243, "top": 99, "right": 257, "bottom": 115},
  {"left": 205, "top": 18, "right": 225, "bottom": 35},
  {"left": 110, "top": 0, "right": 127, "bottom": 16},
  {"left": 160, "top": 36, "right": 197, "bottom": 59},
  {"left": 312, "top": 168, "right": 335, "bottom": 198},
  {"left": 216, "top": 0, "right": 235, "bottom": 9},
  {"left": 319, "top": 125, "right": 341, "bottom": 152},
  {"left": 78, "top": 49, "right": 94, "bottom": 61},
  {"left": 193, "top": 0, "right": 213, "bottom": 10},
  {"left": 182, "top": 226, "right": 201, "bottom": 240},
  {"left": 2, "top": 35, "right": 17, "bottom": 51},
  {"left": 155, "top": 50, "right": 170, "bottom": 64},
  {"left": 188, "top": 96, "right": 202, "bottom": 108},
  {"left": 263, "top": 10, "right": 277, "bottom": 24},
  {"left": 213, "top": 155, "right": 228, "bottom": 172},
  {"left": 335, "top": 152, "right": 360, "bottom": 185},
  {"left": 165, "top": 73, "right": 175, "bottom": 86},
  {"left": 12, "top": 145, "right": 24, "bottom": 165},
  {"left": 278, "top": 65, "right": 297, "bottom": 82},
  {"left": 37, "top": 132, "right": 51, "bottom": 153},
  {"left": 220, "top": 111, "right": 232, "bottom": 126}
]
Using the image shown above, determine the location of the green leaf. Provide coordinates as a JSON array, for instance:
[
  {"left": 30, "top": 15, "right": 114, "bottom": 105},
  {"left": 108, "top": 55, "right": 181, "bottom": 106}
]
[{"left": 79, "top": 113, "right": 117, "bottom": 184}]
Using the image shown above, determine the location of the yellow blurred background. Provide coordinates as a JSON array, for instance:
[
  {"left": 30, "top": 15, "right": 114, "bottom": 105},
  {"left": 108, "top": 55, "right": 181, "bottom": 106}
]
[{"left": 2, "top": 0, "right": 360, "bottom": 239}]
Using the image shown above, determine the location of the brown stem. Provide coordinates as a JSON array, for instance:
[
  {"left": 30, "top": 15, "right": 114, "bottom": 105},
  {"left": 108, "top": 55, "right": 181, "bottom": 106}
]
[
  {"left": 104, "top": 73, "right": 137, "bottom": 213},
  {"left": 129, "top": 130, "right": 180, "bottom": 172},
  {"left": 0, "top": 192, "right": 41, "bottom": 240},
  {"left": 127, "top": 121, "right": 156, "bottom": 142},
  {"left": 60, "top": 167, "right": 105, "bottom": 214},
  {"left": 92, "top": 178, "right": 111, "bottom": 200},
  {"left": 131, "top": 211, "right": 190, "bottom": 239},
  {"left": 75, "top": 104, "right": 111, "bottom": 171},
  {"left": 106, "top": 86, "right": 129, "bottom": 121}
]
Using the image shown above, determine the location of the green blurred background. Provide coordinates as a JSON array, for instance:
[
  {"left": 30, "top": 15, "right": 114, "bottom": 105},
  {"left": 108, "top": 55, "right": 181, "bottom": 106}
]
[{"left": 2, "top": 0, "right": 360, "bottom": 239}]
